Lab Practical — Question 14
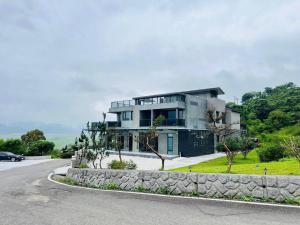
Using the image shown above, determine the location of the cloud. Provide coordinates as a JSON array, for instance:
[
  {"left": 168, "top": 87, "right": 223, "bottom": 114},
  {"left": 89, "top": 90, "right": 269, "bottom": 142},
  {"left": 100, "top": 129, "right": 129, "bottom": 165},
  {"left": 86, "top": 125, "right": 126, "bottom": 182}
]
[{"left": 0, "top": 0, "right": 299, "bottom": 127}]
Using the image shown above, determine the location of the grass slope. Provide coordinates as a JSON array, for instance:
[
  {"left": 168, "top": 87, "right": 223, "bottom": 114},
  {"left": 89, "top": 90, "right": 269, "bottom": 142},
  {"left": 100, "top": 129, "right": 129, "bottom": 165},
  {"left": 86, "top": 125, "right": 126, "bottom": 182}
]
[{"left": 170, "top": 150, "right": 300, "bottom": 175}]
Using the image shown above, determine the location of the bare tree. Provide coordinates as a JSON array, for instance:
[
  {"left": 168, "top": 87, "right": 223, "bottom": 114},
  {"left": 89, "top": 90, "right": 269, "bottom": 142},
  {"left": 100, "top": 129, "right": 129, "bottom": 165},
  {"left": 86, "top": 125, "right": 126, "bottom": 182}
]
[
  {"left": 282, "top": 137, "right": 300, "bottom": 170},
  {"left": 206, "top": 107, "right": 240, "bottom": 173},
  {"left": 135, "top": 115, "right": 166, "bottom": 170}
]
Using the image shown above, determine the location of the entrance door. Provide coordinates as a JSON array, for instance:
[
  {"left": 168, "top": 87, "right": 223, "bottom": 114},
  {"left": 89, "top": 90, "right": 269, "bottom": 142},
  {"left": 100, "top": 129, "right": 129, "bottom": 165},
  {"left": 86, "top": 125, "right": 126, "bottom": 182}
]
[
  {"left": 129, "top": 135, "right": 133, "bottom": 151},
  {"left": 167, "top": 134, "right": 173, "bottom": 155}
]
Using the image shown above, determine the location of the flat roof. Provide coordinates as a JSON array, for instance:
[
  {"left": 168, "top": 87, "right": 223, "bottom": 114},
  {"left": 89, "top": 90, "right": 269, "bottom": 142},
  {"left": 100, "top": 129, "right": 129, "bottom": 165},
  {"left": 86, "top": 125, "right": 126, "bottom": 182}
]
[{"left": 133, "top": 87, "right": 225, "bottom": 100}]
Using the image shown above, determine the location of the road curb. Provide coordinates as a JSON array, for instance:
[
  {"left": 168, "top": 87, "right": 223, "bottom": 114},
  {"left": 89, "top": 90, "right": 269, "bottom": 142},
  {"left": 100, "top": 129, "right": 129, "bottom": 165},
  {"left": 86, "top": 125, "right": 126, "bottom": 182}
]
[{"left": 47, "top": 173, "right": 300, "bottom": 209}]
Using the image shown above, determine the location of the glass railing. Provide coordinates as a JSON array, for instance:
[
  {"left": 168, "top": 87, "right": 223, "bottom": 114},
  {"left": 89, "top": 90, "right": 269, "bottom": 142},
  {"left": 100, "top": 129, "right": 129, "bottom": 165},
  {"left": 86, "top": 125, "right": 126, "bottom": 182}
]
[
  {"left": 106, "top": 121, "right": 121, "bottom": 128},
  {"left": 139, "top": 119, "right": 185, "bottom": 127},
  {"left": 111, "top": 100, "right": 135, "bottom": 108}
]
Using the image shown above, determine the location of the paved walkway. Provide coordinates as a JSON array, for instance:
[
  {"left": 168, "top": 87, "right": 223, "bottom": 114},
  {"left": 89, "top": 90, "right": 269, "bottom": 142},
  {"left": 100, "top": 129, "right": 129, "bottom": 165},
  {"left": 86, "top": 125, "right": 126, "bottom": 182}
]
[
  {"left": 89, "top": 153, "right": 225, "bottom": 170},
  {"left": 0, "top": 159, "right": 53, "bottom": 171}
]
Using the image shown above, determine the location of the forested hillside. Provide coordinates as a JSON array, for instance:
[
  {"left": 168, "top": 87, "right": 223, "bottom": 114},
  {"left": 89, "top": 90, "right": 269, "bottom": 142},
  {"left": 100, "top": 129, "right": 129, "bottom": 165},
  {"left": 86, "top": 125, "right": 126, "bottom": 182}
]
[{"left": 227, "top": 82, "right": 300, "bottom": 136}]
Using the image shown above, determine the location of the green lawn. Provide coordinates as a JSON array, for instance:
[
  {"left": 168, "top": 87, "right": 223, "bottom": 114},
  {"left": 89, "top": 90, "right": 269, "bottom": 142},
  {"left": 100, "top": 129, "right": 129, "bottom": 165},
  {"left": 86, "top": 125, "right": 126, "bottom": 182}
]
[{"left": 170, "top": 150, "right": 300, "bottom": 175}]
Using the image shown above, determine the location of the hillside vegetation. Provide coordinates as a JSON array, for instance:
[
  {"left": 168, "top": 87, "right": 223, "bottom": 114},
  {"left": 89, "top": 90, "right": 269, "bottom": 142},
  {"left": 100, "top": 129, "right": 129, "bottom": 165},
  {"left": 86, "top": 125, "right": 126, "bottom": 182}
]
[{"left": 173, "top": 82, "right": 300, "bottom": 175}]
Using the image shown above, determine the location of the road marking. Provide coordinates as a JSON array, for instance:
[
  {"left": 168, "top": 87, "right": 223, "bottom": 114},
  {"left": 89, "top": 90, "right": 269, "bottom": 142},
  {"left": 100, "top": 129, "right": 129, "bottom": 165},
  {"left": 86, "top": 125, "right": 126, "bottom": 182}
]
[{"left": 48, "top": 173, "right": 300, "bottom": 209}]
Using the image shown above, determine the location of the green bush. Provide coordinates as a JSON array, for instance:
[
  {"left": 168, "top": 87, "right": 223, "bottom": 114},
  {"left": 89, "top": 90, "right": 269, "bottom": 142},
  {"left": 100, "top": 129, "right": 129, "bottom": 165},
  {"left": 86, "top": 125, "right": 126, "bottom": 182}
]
[
  {"left": 0, "top": 139, "right": 26, "bottom": 155},
  {"left": 60, "top": 145, "right": 76, "bottom": 158},
  {"left": 103, "top": 182, "right": 119, "bottom": 190},
  {"left": 79, "top": 163, "right": 89, "bottom": 168},
  {"left": 216, "top": 137, "right": 242, "bottom": 153},
  {"left": 107, "top": 159, "right": 137, "bottom": 170},
  {"left": 50, "top": 149, "right": 61, "bottom": 159},
  {"left": 108, "top": 160, "right": 127, "bottom": 169},
  {"left": 126, "top": 159, "right": 137, "bottom": 170},
  {"left": 27, "top": 140, "right": 55, "bottom": 156},
  {"left": 257, "top": 145, "right": 285, "bottom": 162}
]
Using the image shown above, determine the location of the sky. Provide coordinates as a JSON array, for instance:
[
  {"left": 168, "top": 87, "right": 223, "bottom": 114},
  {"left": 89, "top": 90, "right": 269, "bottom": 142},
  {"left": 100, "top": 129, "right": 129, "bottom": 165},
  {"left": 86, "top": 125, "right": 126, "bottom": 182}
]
[{"left": 0, "top": 0, "right": 299, "bottom": 129}]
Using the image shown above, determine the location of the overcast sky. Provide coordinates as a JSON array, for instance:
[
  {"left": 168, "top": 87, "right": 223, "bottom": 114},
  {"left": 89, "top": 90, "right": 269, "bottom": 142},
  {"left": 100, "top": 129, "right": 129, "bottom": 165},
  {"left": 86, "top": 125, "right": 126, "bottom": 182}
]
[{"left": 0, "top": 0, "right": 299, "bottom": 128}]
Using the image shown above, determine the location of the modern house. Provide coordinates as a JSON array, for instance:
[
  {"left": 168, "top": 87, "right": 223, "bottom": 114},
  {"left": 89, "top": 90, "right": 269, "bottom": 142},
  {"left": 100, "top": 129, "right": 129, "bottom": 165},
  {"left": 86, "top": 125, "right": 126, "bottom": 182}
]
[{"left": 106, "top": 87, "right": 240, "bottom": 157}]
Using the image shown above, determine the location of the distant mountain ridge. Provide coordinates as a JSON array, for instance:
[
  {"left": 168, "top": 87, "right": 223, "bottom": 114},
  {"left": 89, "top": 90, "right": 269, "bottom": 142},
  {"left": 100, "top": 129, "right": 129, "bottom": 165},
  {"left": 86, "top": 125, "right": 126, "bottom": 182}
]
[{"left": 0, "top": 122, "right": 81, "bottom": 134}]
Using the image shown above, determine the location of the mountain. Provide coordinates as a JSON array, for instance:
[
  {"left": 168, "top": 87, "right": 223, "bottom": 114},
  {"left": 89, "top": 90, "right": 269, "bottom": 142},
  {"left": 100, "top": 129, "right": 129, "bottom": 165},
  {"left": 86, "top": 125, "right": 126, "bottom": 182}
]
[{"left": 0, "top": 122, "right": 81, "bottom": 134}]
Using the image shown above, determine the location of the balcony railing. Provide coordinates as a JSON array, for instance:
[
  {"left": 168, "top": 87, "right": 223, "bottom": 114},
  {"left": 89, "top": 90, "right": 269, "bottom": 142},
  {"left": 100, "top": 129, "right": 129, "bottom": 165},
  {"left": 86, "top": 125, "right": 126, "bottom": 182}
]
[
  {"left": 139, "top": 119, "right": 185, "bottom": 127},
  {"left": 111, "top": 100, "right": 135, "bottom": 108},
  {"left": 140, "top": 119, "right": 151, "bottom": 127},
  {"left": 111, "top": 95, "right": 186, "bottom": 108},
  {"left": 107, "top": 121, "right": 121, "bottom": 128}
]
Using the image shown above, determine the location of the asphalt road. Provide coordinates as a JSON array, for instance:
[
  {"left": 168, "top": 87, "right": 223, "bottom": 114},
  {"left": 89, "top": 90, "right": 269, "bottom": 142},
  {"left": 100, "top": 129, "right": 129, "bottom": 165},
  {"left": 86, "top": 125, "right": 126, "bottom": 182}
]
[{"left": 0, "top": 160, "right": 299, "bottom": 225}]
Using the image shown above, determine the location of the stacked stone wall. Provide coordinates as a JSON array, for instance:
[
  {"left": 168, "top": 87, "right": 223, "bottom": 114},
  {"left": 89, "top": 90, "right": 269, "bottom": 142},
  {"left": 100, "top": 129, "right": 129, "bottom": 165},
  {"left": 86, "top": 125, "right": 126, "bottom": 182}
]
[{"left": 67, "top": 169, "right": 300, "bottom": 202}]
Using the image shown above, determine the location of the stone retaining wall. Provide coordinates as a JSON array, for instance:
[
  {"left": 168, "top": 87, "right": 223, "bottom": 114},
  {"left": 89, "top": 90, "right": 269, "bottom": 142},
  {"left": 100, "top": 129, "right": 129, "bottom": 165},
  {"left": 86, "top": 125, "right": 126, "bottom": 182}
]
[{"left": 67, "top": 168, "right": 300, "bottom": 202}]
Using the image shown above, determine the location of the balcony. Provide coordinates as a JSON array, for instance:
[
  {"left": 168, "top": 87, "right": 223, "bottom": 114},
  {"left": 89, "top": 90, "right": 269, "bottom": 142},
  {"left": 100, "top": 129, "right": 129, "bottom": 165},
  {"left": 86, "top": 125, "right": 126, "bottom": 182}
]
[
  {"left": 139, "top": 119, "right": 185, "bottom": 127},
  {"left": 111, "top": 100, "right": 135, "bottom": 108},
  {"left": 107, "top": 121, "right": 121, "bottom": 128},
  {"left": 136, "top": 95, "right": 185, "bottom": 105}
]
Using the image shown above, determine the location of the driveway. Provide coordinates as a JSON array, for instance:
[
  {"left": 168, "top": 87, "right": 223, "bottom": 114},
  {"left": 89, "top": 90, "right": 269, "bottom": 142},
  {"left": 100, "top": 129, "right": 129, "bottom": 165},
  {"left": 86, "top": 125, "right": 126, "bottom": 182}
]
[
  {"left": 0, "top": 159, "right": 53, "bottom": 171},
  {"left": 91, "top": 153, "right": 225, "bottom": 170},
  {"left": 0, "top": 159, "right": 299, "bottom": 225}
]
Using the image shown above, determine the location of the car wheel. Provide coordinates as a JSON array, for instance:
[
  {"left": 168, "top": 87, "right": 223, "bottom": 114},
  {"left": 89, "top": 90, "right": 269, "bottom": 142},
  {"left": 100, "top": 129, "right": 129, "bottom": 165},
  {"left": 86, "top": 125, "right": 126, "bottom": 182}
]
[{"left": 11, "top": 158, "right": 16, "bottom": 162}]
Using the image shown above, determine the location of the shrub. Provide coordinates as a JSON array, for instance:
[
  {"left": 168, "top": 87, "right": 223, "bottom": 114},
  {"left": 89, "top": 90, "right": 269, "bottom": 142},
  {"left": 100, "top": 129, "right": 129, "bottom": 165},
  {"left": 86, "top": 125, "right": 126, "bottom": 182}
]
[
  {"left": 257, "top": 145, "right": 285, "bottom": 162},
  {"left": 50, "top": 149, "right": 61, "bottom": 159},
  {"left": 107, "top": 159, "right": 137, "bottom": 170},
  {"left": 60, "top": 145, "right": 76, "bottom": 158},
  {"left": 134, "top": 186, "right": 146, "bottom": 192},
  {"left": 126, "top": 159, "right": 137, "bottom": 170},
  {"left": 0, "top": 139, "right": 26, "bottom": 155},
  {"left": 157, "top": 187, "right": 171, "bottom": 195},
  {"left": 27, "top": 140, "right": 55, "bottom": 156},
  {"left": 216, "top": 137, "right": 242, "bottom": 153},
  {"left": 79, "top": 163, "right": 89, "bottom": 168},
  {"left": 107, "top": 160, "right": 127, "bottom": 169},
  {"left": 103, "top": 182, "right": 119, "bottom": 190}
]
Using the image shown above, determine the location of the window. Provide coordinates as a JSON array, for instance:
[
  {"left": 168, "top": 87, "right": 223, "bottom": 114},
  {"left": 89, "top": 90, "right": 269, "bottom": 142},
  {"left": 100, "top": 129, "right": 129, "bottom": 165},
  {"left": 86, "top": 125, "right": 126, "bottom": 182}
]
[
  {"left": 216, "top": 111, "right": 220, "bottom": 123},
  {"left": 167, "top": 134, "right": 173, "bottom": 154},
  {"left": 122, "top": 111, "right": 133, "bottom": 121},
  {"left": 190, "top": 101, "right": 198, "bottom": 106},
  {"left": 178, "top": 110, "right": 184, "bottom": 119},
  {"left": 222, "top": 112, "right": 226, "bottom": 124}
]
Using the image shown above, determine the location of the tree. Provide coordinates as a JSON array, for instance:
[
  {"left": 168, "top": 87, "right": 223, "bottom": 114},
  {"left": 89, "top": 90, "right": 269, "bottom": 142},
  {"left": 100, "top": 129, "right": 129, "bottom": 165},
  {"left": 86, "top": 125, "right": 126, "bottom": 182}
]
[
  {"left": 77, "top": 132, "right": 89, "bottom": 165},
  {"left": 21, "top": 129, "right": 46, "bottom": 146},
  {"left": 110, "top": 130, "right": 123, "bottom": 163},
  {"left": 85, "top": 113, "right": 108, "bottom": 169},
  {"left": 240, "top": 136, "right": 256, "bottom": 159},
  {"left": 135, "top": 115, "right": 166, "bottom": 170},
  {"left": 27, "top": 140, "right": 55, "bottom": 156},
  {"left": 265, "top": 110, "right": 291, "bottom": 132},
  {"left": 207, "top": 108, "right": 240, "bottom": 173},
  {"left": 241, "top": 92, "right": 259, "bottom": 103},
  {"left": 0, "top": 139, "right": 26, "bottom": 155},
  {"left": 217, "top": 137, "right": 241, "bottom": 171},
  {"left": 281, "top": 137, "right": 300, "bottom": 170}
]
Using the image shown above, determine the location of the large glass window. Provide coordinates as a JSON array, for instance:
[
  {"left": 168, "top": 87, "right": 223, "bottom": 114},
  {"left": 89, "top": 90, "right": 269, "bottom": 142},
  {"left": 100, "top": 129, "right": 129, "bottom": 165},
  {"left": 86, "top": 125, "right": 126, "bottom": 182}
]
[{"left": 122, "top": 111, "right": 133, "bottom": 121}]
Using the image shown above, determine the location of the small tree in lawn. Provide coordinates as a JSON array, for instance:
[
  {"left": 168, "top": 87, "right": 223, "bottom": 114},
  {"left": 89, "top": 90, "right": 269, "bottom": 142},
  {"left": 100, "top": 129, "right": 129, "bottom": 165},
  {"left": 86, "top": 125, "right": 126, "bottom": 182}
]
[
  {"left": 207, "top": 107, "right": 240, "bottom": 173},
  {"left": 281, "top": 137, "right": 300, "bottom": 170},
  {"left": 240, "top": 136, "right": 256, "bottom": 159},
  {"left": 136, "top": 115, "right": 166, "bottom": 170}
]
